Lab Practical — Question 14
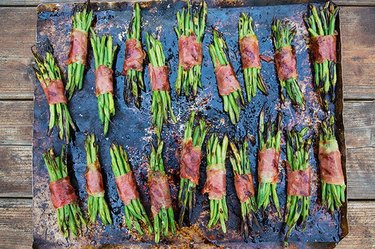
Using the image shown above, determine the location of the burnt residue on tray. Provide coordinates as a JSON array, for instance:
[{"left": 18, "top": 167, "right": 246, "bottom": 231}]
[{"left": 32, "top": 1, "right": 347, "bottom": 248}]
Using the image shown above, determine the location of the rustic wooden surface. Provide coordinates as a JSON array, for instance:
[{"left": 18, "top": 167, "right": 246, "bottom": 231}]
[{"left": 0, "top": 1, "right": 374, "bottom": 248}]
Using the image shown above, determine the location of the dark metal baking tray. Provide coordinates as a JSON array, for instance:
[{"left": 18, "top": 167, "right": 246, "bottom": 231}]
[{"left": 32, "top": 0, "right": 348, "bottom": 248}]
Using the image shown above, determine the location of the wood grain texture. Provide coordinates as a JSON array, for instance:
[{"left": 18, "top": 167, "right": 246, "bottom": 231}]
[
  {"left": 340, "top": 7, "right": 375, "bottom": 100},
  {"left": 0, "top": 7, "right": 374, "bottom": 100},
  {"left": 0, "top": 198, "right": 32, "bottom": 249},
  {"left": 0, "top": 199, "right": 373, "bottom": 249}
]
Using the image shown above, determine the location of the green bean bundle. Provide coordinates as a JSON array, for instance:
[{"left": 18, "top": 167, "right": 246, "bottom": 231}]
[
  {"left": 174, "top": 1, "right": 207, "bottom": 97},
  {"left": 257, "top": 110, "right": 281, "bottom": 217},
  {"left": 209, "top": 30, "right": 244, "bottom": 124},
  {"left": 43, "top": 146, "right": 86, "bottom": 237},
  {"left": 110, "top": 144, "right": 153, "bottom": 235},
  {"left": 285, "top": 127, "right": 312, "bottom": 240},
  {"left": 84, "top": 134, "right": 112, "bottom": 225},
  {"left": 148, "top": 141, "right": 176, "bottom": 243},
  {"left": 66, "top": 8, "right": 93, "bottom": 99},
  {"left": 306, "top": 2, "right": 339, "bottom": 105},
  {"left": 229, "top": 140, "right": 257, "bottom": 240},
  {"left": 272, "top": 19, "right": 305, "bottom": 109},
  {"left": 203, "top": 134, "right": 229, "bottom": 233},
  {"left": 123, "top": 3, "right": 145, "bottom": 107},
  {"left": 33, "top": 51, "right": 75, "bottom": 143},
  {"left": 145, "top": 33, "right": 176, "bottom": 137},
  {"left": 178, "top": 111, "right": 207, "bottom": 226},
  {"left": 90, "top": 30, "right": 117, "bottom": 135},
  {"left": 319, "top": 115, "right": 346, "bottom": 212},
  {"left": 238, "top": 13, "right": 268, "bottom": 102}
]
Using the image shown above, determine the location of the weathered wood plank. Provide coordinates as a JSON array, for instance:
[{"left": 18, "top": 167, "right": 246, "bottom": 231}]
[
  {"left": 0, "top": 101, "right": 33, "bottom": 145},
  {"left": 0, "top": 198, "right": 32, "bottom": 249},
  {"left": 0, "top": 146, "right": 32, "bottom": 198},
  {"left": 0, "top": 7, "right": 374, "bottom": 100},
  {"left": 0, "top": 198, "right": 373, "bottom": 248},
  {"left": 340, "top": 7, "right": 375, "bottom": 100}
]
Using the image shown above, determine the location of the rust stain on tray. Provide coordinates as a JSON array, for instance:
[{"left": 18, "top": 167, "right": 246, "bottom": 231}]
[{"left": 32, "top": 0, "right": 347, "bottom": 248}]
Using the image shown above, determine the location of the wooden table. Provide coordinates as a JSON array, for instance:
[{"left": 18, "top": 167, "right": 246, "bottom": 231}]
[{"left": 0, "top": 1, "right": 374, "bottom": 248}]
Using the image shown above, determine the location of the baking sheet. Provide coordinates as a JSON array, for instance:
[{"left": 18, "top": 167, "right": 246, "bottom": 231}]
[{"left": 32, "top": 1, "right": 348, "bottom": 248}]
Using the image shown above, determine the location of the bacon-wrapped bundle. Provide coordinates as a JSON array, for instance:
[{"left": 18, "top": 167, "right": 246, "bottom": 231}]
[
  {"left": 122, "top": 4, "right": 145, "bottom": 107},
  {"left": 319, "top": 116, "right": 346, "bottom": 212},
  {"left": 174, "top": 1, "right": 207, "bottom": 97},
  {"left": 285, "top": 127, "right": 312, "bottom": 240},
  {"left": 33, "top": 51, "right": 75, "bottom": 143},
  {"left": 178, "top": 112, "right": 207, "bottom": 226},
  {"left": 209, "top": 30, "right": 244, "bottom": 124},
  {"left": 238, "top": 13, "right": 268, "bottom": 102},
  {"left": 148, "top": 141, "right": 176, "bottom": 243},
  {"left": 84, "top": 134, "right": 112, "bottom": 225},
  {"left": 229, "top": 140, "right": 257, "bottom": 240},
  {"left": 66, "top": 8, "right": 93, "bottom": 99},
  {"left": 110, "top": 144, "right": 152, "bottom": 235},
  {"left": 90, "top": 31, "right": 117, "bottom": 136},
  {"left": 257, "top": 109, "right": 282, "bottom": 216},
  {"left": 146, "top": 33, "right": 176, "bottom": 137},
  {"left": 272, "top": 19, "right": 304, "bottom": 109},
  {"left": 203, "top": 134, "right": 229, "bottom": 233},
  {"left": 306, "top": 2, "right": 339, "bottom": 103},
  {"left": 43, "top": 146, "right": 85, "bottom": 238}
]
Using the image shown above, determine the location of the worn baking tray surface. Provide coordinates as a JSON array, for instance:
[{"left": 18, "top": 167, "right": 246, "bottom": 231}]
[{"left": 32, "top": 1, "right": 348, "bottom": 248}]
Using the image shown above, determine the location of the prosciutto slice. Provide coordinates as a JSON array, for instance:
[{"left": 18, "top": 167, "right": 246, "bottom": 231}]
[
  {"left": 123, "top": 38, "right": 145, "bottom": 74},
  {"left": 95, "top": 65, "right": 114, "bottom": 96},
  {"left": 239, "top": 35, "right": 261, "bottom": 69},
  {"left": 286, "top": 164, "right": 311, "bottom": 197},
  {"left": 41, "top": 79, "right": 67, "bottom": 105},
  {"left": 148, "top": 65, "right": 170, "bottom": 91},
  {"left": 214, "top": 64, "right": 241, "bottom": 96},
  {"left": 85, "top": 160, "right": 104, "bottom": 197},
  {"left": 311, "top": 35, "right": 337, "bottom": 63},
  {"left": 178, "top": 35, "right": 203, "bottom": 70},
  {"left": 67, "top": 29, "right": 88, "bottom": 65},
  {"left": 319, "top": 139, "right": 345, "bottom": 185},
  {"left": 115, "top": 172, "right": 140, "bottom": 206},
  {"left": 49, "top": 176, "right": 78, "bottom": 209},
  {"left": 258, "top": 148, "right": 280, "bottom": 184},
  {"left": 234, "top": 174, "right": 255, "bottom": 203},
  {"left": 149, "top": 172, "right": 172, "bottom": 216},
  {"left": 274, "top": 46, "right": 298, "bottom": 81},
  {"left": 203, "top": 166, "right": 226, "bottom": 200},
  {"left": 180, "top": 139, "right": 201, "bottom": 185}
]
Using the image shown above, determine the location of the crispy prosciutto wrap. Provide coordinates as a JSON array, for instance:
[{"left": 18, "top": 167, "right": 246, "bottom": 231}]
[
  {"left": 84, "top": 134, "right": 112, "bottom": 225},
  {"left": 33, "top": 51, "right": 75, "bottom": 143},
  {"left": 285, "top": 127, "right": 312, "bottom": 240},
  {"left": 90, "top": 31, "right": 117, "bottom": 136},
  {"left": 209, "top": 30, "right": 244, "bottom": 124},
  {"left": 148, "top": 141, "right": 176, "bottom": 243},
  {"left": 319, "top": 116, "right": 346, "bottom": 212},
  {"left": 229, "top": 140, "right": 257, "bottom": 240},
  {"left": 43, "top": 146, "right": 85, "bottom": 238},
  {"left": 174, "top": 1, "right": 207, "bottom": 97},
  {"left": 257, "top": 110, "right": 282, "bottom": 216},
  {"left": 272, "top": 19, "right": 304, "bottom": 108},
  {"left": 238, "top": 13, "right": 268, "bottom": 102},
  {"left": 66, "top": 8, "right": 93, "bottom": 98},
  {"left": 306, "top": 2, "right": 339, "bottom": 102},
  {"left": 203, "top": 134, "right": 229, "bottom": 233},
  {"left": 146, "top": 33, "right": 176, "bottom": 137},
  {"left": 178, "top": 112, "right": 207, "bottom": 226},
  {"left": 122, "top": 4, "right": 145, "bottom": 107},
  {"left": 110, "top": 144, "right": 152, "bottom": 235}
]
